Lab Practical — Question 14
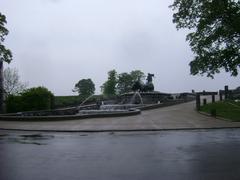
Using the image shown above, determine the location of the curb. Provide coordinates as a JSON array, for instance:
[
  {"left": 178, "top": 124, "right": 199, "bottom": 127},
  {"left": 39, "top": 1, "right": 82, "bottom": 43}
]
[
  {"left": 0, "top": 109, "right": 141, "bottom": 121},
  {"left": 1, "top": 126, "right": 240, "bottom": 133}
]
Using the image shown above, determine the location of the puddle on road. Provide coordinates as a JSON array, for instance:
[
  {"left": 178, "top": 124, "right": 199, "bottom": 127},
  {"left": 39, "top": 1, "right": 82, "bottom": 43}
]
[
  {"left": 0, "top": 134, "right": 9, "bottom": 141},
  {"left": 0, "top": 133, "right": 54, "bottom": 145},
  {"left": 20, "top": 134, "right": 54, "bottom": 140}
]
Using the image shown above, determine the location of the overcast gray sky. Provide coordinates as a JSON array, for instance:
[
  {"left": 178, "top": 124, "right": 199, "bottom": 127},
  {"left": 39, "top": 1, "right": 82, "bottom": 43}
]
[{"left": 1, "top": 0, "right": 239, "bottom": 95}]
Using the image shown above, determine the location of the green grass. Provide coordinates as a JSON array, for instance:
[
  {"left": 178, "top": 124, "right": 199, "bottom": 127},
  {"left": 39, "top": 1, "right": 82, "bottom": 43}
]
[{"left": 200, "top": 100, "right": 240, "bottom": 121}]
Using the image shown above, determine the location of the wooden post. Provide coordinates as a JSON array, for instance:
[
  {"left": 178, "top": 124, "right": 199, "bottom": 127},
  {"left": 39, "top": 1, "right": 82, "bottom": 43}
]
[
  {"left": 196, "top": 94, "right": 200, "bottom": 110},
  {"left": 219, "top": 91, "right": 223, "bottom": 101},
  {"left": 212, "top": 94, "right": 215, "bottom": 103},
  {"left": 203, "top": 98, "right": 207, "bottom": 105},
  {"left": 225, "top": 85, "right": 229, "bottom": 99}
]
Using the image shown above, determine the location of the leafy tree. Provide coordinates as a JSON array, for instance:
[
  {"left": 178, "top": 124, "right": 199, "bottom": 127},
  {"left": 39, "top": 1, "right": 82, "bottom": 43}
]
[
  {"left": 0, "top": 13, "right": 12, "bottom": 63},
  {"left": 130, "top": 70, "right": 145, "bottom": 83},
  {"left": 117, "top": 70, "right": 145, "bottom": 94},
  {"left": 170, "top": 0, "right": 240, "bottom": 77},
  {"left": 101, "top": 70, "right": 145, "bottom": 95},
  {"left": 73, "top": 79, "right": 95, "bottom": 98},
  {"left": 0, "top": 12, "right": 13, "bottom": 112},
  {"left": 117, "top": 73, "right": 133, "bottom": 94},
  {"left": 101, "top": 70, "right": 118, "bottom": 96},
  {"left": 3, "top": 67, "right": 27, "bottom": 97}
]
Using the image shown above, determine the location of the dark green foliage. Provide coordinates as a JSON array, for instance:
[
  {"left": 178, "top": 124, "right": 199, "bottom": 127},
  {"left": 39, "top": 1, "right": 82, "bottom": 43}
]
[
  {"left": 6, "top": 87, "right": 54, "bottom": 113},
  {"left": 5, "top": 95, "right": 22, "bottom": 113},
  {"left": 170, "top": 0, "right": 240, "bottom": 77},
  {"left": 130, "top": 70, "right": 145, "bottom": 83},
  {"left": 101, "top": 70, "right": 145, "bottom": 97},
  {"left": 102, "top": 70, "right": 145, "bottom": 95},
  {"left": 73, "top": 79, "right": 95, "bottom": 98},
  {"left": 117, "top": 70, "right": 145, "bottom": 94},
  {"left": 21, "top": 87, "right": 54, "bottom": 111},
  {"left": 101, "top": 70, "right": 118, "bottom": 97},
  {"left": 117, "top": 73, "right": 133, "bottom": 94},
  {"left": 0, "top": 12, "right": 12, "bottom": 113}
]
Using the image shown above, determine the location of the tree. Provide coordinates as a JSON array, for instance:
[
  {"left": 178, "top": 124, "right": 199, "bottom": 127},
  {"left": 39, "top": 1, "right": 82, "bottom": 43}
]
[
  {"left": 130, "top": 70, "right": 145, "bottom": 83},
  {"left": 3, "top": 67, "right": 27, "bottom": 97},
  {"left": 117, "top": 70, "right": 145, "bottom": 94},
  {"left": 170, "top": 0, "right": 240, "bottom": 77},
  {"left": 0, "top": 12, "right": 13, "bottom": 112},
  {"left": 117, "top": 72, "right": 133, "bottom": 94},
  {"left": 101, "top": 70, "right": 145, "bottom": 95},
  {"left": 73, "top": 79, "right": 95, "bottom": 98},
  {"left": 101, "top": 70, "right": 118, "bottom": 96},
  {"left": 0, "top": 13, "right": 12, "bottom": 63}
]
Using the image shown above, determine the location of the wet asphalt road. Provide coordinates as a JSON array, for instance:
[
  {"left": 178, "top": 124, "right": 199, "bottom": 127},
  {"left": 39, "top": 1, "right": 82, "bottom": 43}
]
[{"left": 1, "top": 129, "right": 240, "bottom": 180}]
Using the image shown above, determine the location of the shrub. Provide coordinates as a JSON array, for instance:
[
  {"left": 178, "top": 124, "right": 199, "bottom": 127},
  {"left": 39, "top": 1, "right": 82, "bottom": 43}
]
[
  {"left": 21, "top": 87, "right": 54, "bottom": 111},
  {"left": 6, "top": 86, "right": 54, "bottom": 113},
  {"left": 5, "top": 95, "right": 22, "bottom": 113}
]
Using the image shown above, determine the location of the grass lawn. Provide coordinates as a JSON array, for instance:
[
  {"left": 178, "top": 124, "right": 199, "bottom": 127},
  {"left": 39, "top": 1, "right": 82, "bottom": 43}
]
[{"left": 200, "top": 100, "right": 240, "bottom": 121}]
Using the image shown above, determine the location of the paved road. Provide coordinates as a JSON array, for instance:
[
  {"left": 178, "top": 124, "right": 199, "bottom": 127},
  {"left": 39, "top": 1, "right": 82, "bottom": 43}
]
[
  {"left": 1, "top": 129, "right": 240, "bottom": 180},
  {"left": 0, "top": 101, "right": 239, "bottom": 131}
]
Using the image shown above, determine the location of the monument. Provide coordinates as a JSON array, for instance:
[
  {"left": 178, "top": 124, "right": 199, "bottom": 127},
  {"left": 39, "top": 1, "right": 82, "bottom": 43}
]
[{"left": 132, "top": 73, "right": 155, "bottom": 92}]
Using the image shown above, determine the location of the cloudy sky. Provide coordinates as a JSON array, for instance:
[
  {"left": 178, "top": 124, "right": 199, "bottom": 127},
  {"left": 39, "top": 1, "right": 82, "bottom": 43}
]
[{"left": 1, "top": 0, "right": 239, "bottom": 95}]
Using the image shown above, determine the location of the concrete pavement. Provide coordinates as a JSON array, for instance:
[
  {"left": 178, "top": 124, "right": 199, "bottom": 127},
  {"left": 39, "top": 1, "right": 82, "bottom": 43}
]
[{"left": 0, "top": 101, "right": 240, "bottom": 132}]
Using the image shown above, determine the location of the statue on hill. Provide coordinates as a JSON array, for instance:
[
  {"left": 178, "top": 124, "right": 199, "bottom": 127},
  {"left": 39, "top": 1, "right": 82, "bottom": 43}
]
[
  {"left": 146, "top": 73, "right": 154, "bottom": 83},
  {"left": 132, "top": 73, "right": 155, "bottom": 92},
  {"left": 144, "top": 73, "right": 154, "bottom": 92}
]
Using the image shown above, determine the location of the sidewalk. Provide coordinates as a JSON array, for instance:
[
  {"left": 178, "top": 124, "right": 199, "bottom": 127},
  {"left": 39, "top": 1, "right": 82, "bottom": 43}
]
[{"left": 0, "top": 101, "right": 240, "bottom": 132}]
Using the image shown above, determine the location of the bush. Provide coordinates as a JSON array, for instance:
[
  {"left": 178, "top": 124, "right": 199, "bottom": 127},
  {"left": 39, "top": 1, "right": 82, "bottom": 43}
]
[
  {"left": 6, "top": 86, "right": 54, "bottom": 113},
  {"left": 5, "top": 95, "right": 22, "bottom": 113}
]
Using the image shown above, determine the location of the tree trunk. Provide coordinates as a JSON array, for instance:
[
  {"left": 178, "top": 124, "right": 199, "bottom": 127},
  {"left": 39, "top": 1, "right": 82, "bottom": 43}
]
[{"left": 0, "top": 60, "right": 4, "bottom": 113}]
